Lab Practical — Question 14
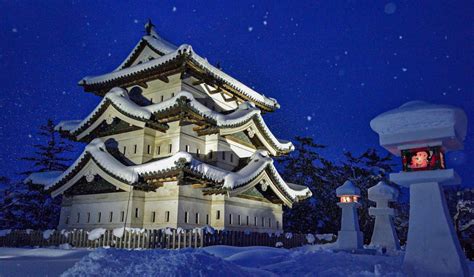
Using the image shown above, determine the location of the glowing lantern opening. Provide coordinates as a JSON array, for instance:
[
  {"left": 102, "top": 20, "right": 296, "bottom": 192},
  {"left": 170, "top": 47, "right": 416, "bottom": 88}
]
[
  {"left": 401, "top": 146, "right": 445, "bottom": 172},
  {"left": 340, "top": 195, "right": 358, "bottom": 203}
]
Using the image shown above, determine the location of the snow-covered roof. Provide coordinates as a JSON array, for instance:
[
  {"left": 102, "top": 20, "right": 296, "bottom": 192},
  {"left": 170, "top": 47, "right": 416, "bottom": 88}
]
[
  {"left": 26, "top": 139, "right": 310, "bottom": 205},
  {"left": 336, "top": 180, "right": 360, "bottom": 196},
  {"left": 370, "top": 101, "right": 468, "bottom": 154},
  {"left": 368, "top": 181, "right": 398, "bottom": 201},
  {"left": 78, "top": 25, "right": 279, "bottom": 110},
  {"left": 115, "top": 23, "right": 178, "bottom": 71},
  {"left": 56, "top": 87, "right": 293, "bottom": 155}
]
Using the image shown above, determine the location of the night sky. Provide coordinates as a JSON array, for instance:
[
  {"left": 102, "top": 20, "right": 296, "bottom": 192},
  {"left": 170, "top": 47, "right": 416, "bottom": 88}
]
[{"left": 1, "top": 1, "right": 473, "bottom": 185}]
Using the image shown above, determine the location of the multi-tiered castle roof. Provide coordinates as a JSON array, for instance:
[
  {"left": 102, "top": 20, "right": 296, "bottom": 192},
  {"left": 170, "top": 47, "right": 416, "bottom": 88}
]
[{"left": 28, "top": 21, "right": 311, "bottom": 209}]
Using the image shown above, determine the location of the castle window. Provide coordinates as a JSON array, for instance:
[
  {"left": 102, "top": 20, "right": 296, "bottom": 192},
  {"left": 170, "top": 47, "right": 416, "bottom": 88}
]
[
  {"left": 222, "top": 152, "right": 226, "bottom": 160},
  {"left": 238, "top": 215, "right": 241, "bottom": 225},
  {"left": 156, "top": 145, "right": 161, "bottom": 155},
  {"left": 135, "top": 208, "right": 139, "bottom": 218},
  {"left": 147, "top": 145, "right": 151, "bottom": 154},
  {"left": 254, "top": 217, "right": 257, "bottom": 226},
  {"left": 161, "top": 95, "right": 164, "bottom": 102},
  {"left": 185, "top": 211, "right": 189, "bottom": 223},
  {"left": 195, "top": 213, "right": 199, "bottom": 224},
  {"left": 230, "top": 154, "right": 234, "bottom": 163},
  {"left": 109, "top": 212, "right": 113, "bottom": 222},
  {"left": 152, "top": 212, "right": 156, "bottom": 223},
  {"left": 206, "top": 214, "right": 209, "bottom": 225},
  {"left": 169, "top": 144, "right": 172, "bottom": 153},
  {"left": 246, "top": 216, "right": 249, "bottom": 226},
  {"left": 261, "top": 217, "right": 264, "bottom": 227},
  {"left": 276, "top": 221, "right": 280, "bottom": 230},
  {"left": 196, "top": 148, "right": 201, "bottom": 156},
  {"left": 98, "top": 212, "right": 102, "bottom": 223},
  {"left": 134, "top": 145, "right": 137, "bottom": 154},
  {"left": 76, "top": 213, "right": 80, "bottom": 223},
  {"left": 185, "top": 145, "right": 190, "bottom": 152},
  {"left": 165, "top": 211, "right": 170, "bottom": 222},
  {"left": 150, "top": 98, "right": 153, "bottom": 103},
  {"left": 216, "top": 210, "right": 221, "bottom": 220},
  {"left": 171, "top": 93, "right": 175, "bottom": 97},
  {"left": 120, "top": 211, "right": 125, "bottom": 222},
  {"left": 87, "top": 212, "right": 91, "bottom": 223},
  {"left": 66, "top": 216, "right": 70, "bottom": 225},
  {"left": 228, "top": 214, "right": 233, "bottom": 225},
  {"left": 208, "top": 150, "right": 213, "bottom": 159},
  {"left": 268, "top": 218, "right": 271, "bottom": 228},
  {"left": 123, "top": 146, "right": 126, "bottom": 155}
]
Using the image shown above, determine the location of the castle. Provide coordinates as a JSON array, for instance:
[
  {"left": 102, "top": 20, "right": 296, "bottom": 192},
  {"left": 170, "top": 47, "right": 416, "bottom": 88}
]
[{"left": 26, "top": 21, "right": 311, "bottom": 232}]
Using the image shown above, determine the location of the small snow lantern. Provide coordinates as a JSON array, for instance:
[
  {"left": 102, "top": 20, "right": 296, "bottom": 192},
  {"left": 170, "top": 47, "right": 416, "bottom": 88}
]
[{"left": 336, "top": 180, "right": 361, "bottom": 203}]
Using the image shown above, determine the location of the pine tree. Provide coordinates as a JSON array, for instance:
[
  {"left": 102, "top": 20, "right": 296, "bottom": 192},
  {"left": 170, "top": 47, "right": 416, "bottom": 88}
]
[
  {"left": 21, "top": 119, "right": 73, "bottom": 175},
  {"left": 12, "top": 119, "right": 75, "bottom": 229},
  {"left": 279, "top": 137, "right": 331, "bottom": 233}
]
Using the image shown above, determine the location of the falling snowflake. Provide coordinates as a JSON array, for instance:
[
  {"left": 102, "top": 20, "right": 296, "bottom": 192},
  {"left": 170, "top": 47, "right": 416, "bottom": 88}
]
[
  {"left": 306, "top": 116, "right": 312, "bottom": 121},
  {"left": 12, "top": 28, "right": 18, "bottom": 33},
  {"left": 263, "top": 20, "right": 267, "bottom": 26},
  {"left": 248, "top": 26, "right": 253, "bottom": 32},
  {"left": 172, "top": 6, "right": 177, "bottom": 12},
  {"left": 402, "top": 67, "right": 407, "bottom": 72},
  {"left": 393, "top": 76, "right": 398, "bottom": 80},
  {"left": 28, "top": 134, "right": 32, "bottom": 138},
  {"left": 108, "top": 53, "right": 112, "bottom": 57},
  {"left": 399, "top": 35, "right": 403, "bottom": 40},
  {"left": 133, "top": 19, "right": 139, "bottom": 24}
]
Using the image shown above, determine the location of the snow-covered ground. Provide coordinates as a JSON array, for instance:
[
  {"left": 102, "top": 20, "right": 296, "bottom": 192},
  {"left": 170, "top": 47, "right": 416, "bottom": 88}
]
[{"left": 0, "top": 245, "right": 472, "bottom": 277}]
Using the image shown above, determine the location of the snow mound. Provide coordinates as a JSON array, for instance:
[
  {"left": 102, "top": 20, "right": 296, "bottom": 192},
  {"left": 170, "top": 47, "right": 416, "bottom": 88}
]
[
  {"left": 61, "top": 248, "right": 255, "bottom": 277},
  {"left": 88, "top": 228, "right": 106, "bottom": 241},
  {"left": 0, "top": 229, "right": 12, "bottom": 237},
  {"left": 43, "top": 229, "right": 55, "bottom": 240}
]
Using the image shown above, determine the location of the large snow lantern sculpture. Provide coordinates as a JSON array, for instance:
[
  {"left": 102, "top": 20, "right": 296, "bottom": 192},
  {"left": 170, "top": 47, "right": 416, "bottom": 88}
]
[
  {"left": 370, "top": 101, "right": 469, "bottom": 276},
  {"left": 335, "top": 180, "right": 363, "bottom": 250},
  {"left": 368, "top": 181, "right": 400, "bottom": 252}
]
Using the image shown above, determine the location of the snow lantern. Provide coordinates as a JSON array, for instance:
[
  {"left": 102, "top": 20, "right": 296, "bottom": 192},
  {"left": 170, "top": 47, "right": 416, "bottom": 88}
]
[
  {"left": 335, "top": 180, "right": 363, "bottom": 250},
  {"left": 368, "top": 181, "right": 400, "bottom": 251},
  {"left": 370, "top": 101, "right": 469, "bottom": 276}
]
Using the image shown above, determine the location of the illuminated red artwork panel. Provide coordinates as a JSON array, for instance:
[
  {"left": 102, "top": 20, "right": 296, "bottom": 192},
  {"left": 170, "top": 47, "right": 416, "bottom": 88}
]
[{"left": 402, "top": 146, "right": 445, "bottom": 172}]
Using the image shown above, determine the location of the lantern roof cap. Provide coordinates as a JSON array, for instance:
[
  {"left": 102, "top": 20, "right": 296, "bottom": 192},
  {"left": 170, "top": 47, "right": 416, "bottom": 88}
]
[
  {"left": 370, "top": 101, "right": 467, "bottom": 155},
  {"left": 368, "top": 181, "right": 398, "bottom": 201},
  {"left": 336, "top": 180, "right": 360, "bottom": 197}
]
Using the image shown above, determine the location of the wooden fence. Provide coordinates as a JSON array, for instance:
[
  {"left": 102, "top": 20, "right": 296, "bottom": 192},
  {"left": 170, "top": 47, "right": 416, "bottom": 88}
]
[{"left": 0, "top": 229, "right": 335, "bottom": 250}]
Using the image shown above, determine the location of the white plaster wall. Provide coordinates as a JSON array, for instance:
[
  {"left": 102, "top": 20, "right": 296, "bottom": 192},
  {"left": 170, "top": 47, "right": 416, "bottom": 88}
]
[
  {"left": 223, "top": 196, "right": 283, "bottom": 233},
  {"left": 59, "top": 190, "right": 145, "bottom": 230}
]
